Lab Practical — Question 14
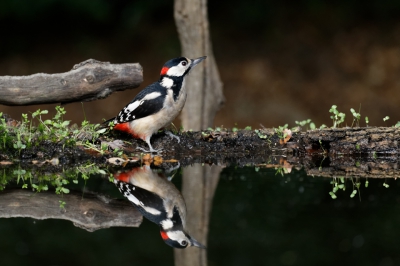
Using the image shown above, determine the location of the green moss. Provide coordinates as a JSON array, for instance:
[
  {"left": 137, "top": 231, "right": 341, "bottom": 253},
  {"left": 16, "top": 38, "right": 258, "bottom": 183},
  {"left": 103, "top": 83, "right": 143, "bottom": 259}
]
[{"left": 0, "top": 106, "right": 108, "bottom": 159}]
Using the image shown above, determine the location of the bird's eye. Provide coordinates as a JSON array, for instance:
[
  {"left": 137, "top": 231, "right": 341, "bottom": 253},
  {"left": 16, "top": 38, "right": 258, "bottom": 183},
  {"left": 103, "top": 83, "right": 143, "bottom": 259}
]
[
  {"left": 181, "top": 240, "right": 188, "bottom": 246},
  {"left": 181, "top": 61, "right": 187, "bottom": 66}
]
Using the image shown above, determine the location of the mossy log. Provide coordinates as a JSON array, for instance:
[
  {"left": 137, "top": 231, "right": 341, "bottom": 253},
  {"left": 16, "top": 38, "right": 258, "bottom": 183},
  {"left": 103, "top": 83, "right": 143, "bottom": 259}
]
[
  {"left": 300, "top": 127, "right": 400, "bottom": 155},
  {"left": 102, "top": 126, "right": 400, "bottom": 180},
  {"left": 1, "top": 126, "right": 400, "bottom": 178},
  {"left": 129, "top": 126, "right": 400, "bottom": 159}
]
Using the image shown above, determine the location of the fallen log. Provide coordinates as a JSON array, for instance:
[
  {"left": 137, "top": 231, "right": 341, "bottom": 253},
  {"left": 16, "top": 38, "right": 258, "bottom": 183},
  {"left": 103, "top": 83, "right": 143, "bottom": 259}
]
[
  {"left": 0, "top": 59, "right": 143, "bottom": 106},
  {"left": 300, "top": 127, "right": 400, "bottom": 155},
  {"left": 1, "top": 125, "right": 400, "bottom": 177},
  {"left": 121, "top": 126, "right": 400, "bottom": 158}
]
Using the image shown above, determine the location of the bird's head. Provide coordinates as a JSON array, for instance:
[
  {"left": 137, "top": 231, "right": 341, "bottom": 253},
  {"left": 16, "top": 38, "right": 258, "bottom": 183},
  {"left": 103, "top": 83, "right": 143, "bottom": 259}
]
[
  {"left": 160, "top": 56, "right": 207, "bottom": 78},
  {"left": 160, "top": 228, "right": 206, "bottom": 249}
]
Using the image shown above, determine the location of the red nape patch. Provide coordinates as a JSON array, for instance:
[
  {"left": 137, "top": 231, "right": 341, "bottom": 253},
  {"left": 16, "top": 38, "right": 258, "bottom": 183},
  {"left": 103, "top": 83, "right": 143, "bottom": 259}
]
[
  {"left": 114, "top": 172, "right": 130, "bottom": 183},
  {"left": 160, "top": 230, "right": 169, "bottom": 240},
  {"left": 160, "top": 67, "right": 169, "bottom": 76}
]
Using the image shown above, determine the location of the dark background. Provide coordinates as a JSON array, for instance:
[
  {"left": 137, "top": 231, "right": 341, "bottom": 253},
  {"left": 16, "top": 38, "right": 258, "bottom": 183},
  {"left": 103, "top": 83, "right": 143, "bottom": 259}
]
[{"left": 1, "top": 0, "right": 400, "bottom": 128}]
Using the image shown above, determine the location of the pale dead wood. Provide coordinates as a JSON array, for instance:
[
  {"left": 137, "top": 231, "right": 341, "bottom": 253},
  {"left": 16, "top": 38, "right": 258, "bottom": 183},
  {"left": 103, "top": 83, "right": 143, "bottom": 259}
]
[{"left": 0, "top": 59, "right": 143, "bottom": 106}]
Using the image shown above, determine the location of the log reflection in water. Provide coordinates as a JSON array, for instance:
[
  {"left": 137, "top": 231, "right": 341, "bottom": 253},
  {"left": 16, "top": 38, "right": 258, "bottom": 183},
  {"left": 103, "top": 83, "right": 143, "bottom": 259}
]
[{"left": 0, "top": 189, "right": 142, "bottom": 232}]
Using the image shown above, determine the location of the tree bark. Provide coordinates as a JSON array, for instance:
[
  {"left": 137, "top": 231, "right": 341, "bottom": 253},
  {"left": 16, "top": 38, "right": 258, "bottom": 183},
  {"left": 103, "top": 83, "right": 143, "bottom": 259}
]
[
  {"left": 0, "top": 189, "right": 142, "bottom": 232},
  {"left": 174, "top": 0, "right": 224, "bottom": 131},
  {"left": 0, "top": 59, "right": 143, "bottom": 106}
]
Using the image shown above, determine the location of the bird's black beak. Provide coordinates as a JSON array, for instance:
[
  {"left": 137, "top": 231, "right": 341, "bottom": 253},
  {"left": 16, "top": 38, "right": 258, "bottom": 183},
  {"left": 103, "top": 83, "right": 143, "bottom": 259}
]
[
  {"left": 190, "top": 56, "right": 207, "bottom": 67},
  {"left": 190, "top": 237, "right": 207, "bottom": 249}
]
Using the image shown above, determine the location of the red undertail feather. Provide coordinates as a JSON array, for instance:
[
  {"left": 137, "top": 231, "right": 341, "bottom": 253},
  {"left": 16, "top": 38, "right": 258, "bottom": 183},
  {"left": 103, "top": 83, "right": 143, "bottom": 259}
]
[
  {"left": 113, "top": 122, "right": 131, "bottom": 133},
  {"left": 113, "top": 122, "right": 145, "bottom": 140},
  {"left": 114, "top": 167, "right": 146, "bottom": 182},
  {"left": 114, "top": 172, "right": 130, "bottom": 183}
]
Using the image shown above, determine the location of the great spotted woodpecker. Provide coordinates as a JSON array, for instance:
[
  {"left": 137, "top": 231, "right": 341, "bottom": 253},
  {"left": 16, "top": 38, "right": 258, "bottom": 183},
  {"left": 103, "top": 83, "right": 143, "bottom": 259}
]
[
  {"left": 113, "top": 165, "right": 206, "bottom": 249},
  {"left": 105, "top": 56, "right": 207, "bottom": 153}
]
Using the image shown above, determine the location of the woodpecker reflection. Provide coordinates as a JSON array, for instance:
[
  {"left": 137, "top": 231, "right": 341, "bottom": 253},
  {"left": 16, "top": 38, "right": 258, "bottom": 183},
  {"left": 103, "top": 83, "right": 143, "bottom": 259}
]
[{"left": 113, "top": 164, "right": 206, "bottom": 249}]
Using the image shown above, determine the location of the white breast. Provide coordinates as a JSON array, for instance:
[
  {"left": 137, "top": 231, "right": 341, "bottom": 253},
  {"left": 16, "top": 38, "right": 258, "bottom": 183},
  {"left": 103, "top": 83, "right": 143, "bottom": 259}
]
[{"left": 128, "top": 81, "right": 187, "bottom": 140}]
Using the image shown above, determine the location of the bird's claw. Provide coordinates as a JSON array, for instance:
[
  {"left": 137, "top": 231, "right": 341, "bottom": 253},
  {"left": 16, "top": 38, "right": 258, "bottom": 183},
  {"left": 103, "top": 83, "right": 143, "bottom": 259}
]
[
  {"left": 136, "top": 146, "right": 163, "bottom": 154},
  {"left": 101, "top": 140, "right": 125, "bottom": 150},
  {"left": 165, "top": 131, "right": 180, "bottom": 143}
]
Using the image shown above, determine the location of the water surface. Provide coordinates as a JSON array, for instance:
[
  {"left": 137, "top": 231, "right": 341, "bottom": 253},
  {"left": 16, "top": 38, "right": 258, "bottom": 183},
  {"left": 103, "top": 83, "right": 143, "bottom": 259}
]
[{"left": 1, "top": 164, "right": 399, "bottom": 266}]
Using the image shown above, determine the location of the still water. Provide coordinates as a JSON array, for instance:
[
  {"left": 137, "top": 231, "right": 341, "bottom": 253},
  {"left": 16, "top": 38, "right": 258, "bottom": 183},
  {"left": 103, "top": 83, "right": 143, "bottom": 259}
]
[{"left": 1, "top": 163, "right": 399, "bottom": 266}]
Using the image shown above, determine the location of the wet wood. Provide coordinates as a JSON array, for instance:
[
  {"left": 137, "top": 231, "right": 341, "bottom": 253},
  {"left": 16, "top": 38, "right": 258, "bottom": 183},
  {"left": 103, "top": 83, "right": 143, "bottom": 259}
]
[
  {"left": 0, "top": 59, "right": 143, "bottom": 106},
  {"left": 0, "top": 189, "right": 142, "bottom": 232}
]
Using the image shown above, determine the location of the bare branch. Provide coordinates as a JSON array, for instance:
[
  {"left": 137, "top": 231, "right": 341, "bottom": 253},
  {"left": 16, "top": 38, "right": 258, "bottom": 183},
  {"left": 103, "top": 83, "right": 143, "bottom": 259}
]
[{"left": 0, "top": 59, "right": 143, "bottom": 106}]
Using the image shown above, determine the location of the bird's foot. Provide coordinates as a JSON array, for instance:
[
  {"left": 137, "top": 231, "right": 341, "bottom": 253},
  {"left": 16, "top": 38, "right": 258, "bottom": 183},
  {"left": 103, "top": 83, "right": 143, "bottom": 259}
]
[
  {"left": 136, "top": 139, "right": 163, "bottom": 154},
  {"left": 165, "top": 131, "right": 180, "bottom": 143},
  {"left": 166, "top": 162, "right": 181, "bottom": 181},
  {"left": 101, "top": 139, "right": 125, "bottom": 150}
]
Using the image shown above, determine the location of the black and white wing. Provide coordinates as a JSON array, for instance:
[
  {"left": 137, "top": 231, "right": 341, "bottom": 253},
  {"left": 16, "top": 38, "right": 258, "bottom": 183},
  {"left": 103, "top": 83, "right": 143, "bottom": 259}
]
[
  {"left": 114, "top": 179, "right": 167, "bottom": 224},
  {"left": 115, "top": 83, "right": 166, "bottom": 123}
]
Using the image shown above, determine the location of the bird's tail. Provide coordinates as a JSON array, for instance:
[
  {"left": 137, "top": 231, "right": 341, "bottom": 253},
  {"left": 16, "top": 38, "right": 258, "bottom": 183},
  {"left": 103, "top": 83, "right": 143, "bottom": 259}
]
[{"left": 101, "top": 117, "right": 115, "bottom": 128}]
